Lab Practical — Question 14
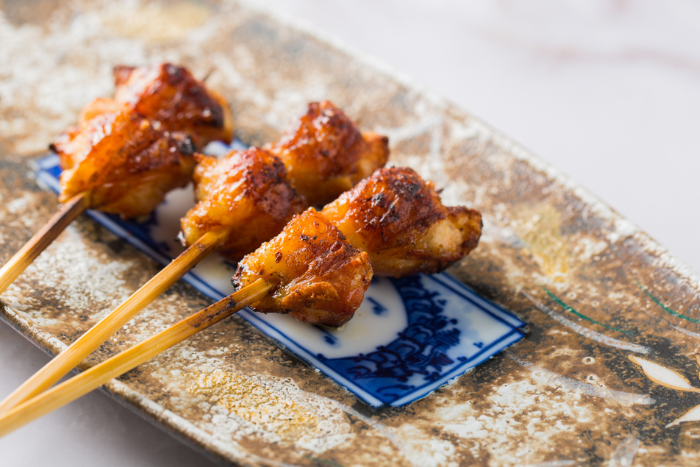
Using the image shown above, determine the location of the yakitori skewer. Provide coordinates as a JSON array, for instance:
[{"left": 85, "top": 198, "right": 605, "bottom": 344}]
[
  {"left": 0, "top": 63, "right": 233, "bottom": 296},
  {"left": 0, "top": 167, "right": 482, "bottom": 436},
  {"left": 0, "top": 62, "right": 232, "bottom": 410},
  {"left": 179, "top": 100, "right": 389, "bottom": 257},
  {"left": 234, "top": 166, "right": 483, "bottom": 324},
  {"left": 0, "top": 278, "right": 275, "bottom": 439},
  {"left": 0, "top": 102, "right": 389, "bottom": 413},
  {"left": 111, "top": 63, "right": 234, "bottom": 149}
]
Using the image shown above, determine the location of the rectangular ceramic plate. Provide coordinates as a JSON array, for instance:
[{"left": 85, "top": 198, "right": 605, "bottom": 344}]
[
  {"left": 3, "top": 1, "right": 700, "bottom": 466},
  {"left": 36, "top": 149, "right": 525, "bottom": 408}
]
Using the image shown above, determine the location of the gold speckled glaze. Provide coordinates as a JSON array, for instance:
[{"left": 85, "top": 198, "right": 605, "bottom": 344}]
[{"left": 2, "top": 1, "right": 700, "bottom": 465}]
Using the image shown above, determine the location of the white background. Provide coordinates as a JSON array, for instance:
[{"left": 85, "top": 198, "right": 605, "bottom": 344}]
[{"left": 1, "top": 1, "right": 699, "bottom": 465}]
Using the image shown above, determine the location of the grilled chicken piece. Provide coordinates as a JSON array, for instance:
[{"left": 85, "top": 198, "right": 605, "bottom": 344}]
[
  {"left": 232, "top": 167, "right": 481, "bottom": 326},
  {"left": 265, "top": 101, "right": 389, "bottom": 206},
  {"left": 112, "top": 63, "right": 233, "bottom": 148},
  {"left": 180, "top": 148, "right": 306, "bottom": 262},
  {"left": 321, "top": 167, "right": 482, "bottom": 277},
  {"left": 51, "top": 104, "right": 196, "bottom": 218},
  {"left": 78, "top": 97, "right": 123, "bottom": 122},
  {"left": 232, "top": 209, "right": 373, "bottom": 326}
]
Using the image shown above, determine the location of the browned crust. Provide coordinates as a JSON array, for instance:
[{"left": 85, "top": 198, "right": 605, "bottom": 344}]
[
  {"left": 232, "top": 209, "right": 373, "bottom": 326},
  {"left": 322, "top": 167, "right": 482, "bottom": 276},
  {"left": 51, "top": 106, "right": 196, "bottom": 218},
  {"left": 180, "top": 147, "right": 306, "bottom": 262},
  {"left": 112, "top": 63, "right": 233, "bottom": 149},
  {"left": 265, "top": 101, "right": 389, "bottom": 206},
  {"left": 448, "top": 205, "right": 483, "bottom": 254}
]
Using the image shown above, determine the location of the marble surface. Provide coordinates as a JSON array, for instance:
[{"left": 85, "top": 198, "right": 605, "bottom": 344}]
[
  {"left": 254, "top": 0, "right": 700, "bottom": 274},
  {"left": 1, "top": 1, "right": 699, "bottom": 465}
]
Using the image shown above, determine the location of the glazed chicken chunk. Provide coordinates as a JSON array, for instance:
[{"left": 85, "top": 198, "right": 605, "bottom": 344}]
[
  {"left": 112, "top": 63, "right": 234, "bottom": 148},
  {"left": 181, "top": 102, "right": 390, "bottom": 261},
  {"left": 50, "top": 104, "right": 196, "bottom": 218},
  {"left": 265, "top": 101, "right": 389, "bottom": 206},
  {"left": 180, "top": 148, "right": 306, "bottom": 262},
  {"left": 232, "top": 209, "right": 373, "bottom": 326},
  {"left": 233, "top": 167, "right": 482, "bottom": 326},
  {"left": 322, "top": 167, "right": 482, "bottom": 277}
]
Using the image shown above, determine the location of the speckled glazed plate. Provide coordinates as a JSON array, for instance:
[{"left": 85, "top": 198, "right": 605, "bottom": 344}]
[{"left": 3, "top": 1, "right": 700, "bottom": 466}]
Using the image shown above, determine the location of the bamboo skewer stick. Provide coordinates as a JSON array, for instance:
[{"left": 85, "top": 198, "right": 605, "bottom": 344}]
[
  {"left": 0, "top": 192, "right": 90, "bottom": 296},
  {"left": 0, "top": 226, "right": 232, "bottom": 414},
  {"left": 201, "top": 67, "right": 216, "bottom": 83},
  {"left": 0, "top": 278, "right": 274, "bottom": 438}
]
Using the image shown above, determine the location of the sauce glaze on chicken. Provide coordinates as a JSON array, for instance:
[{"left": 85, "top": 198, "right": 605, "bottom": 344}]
[
  {"left": 180, "top": 101, "right": 389, "bottom": 261},
  {"left": 265, "top": 101, "right": 389, "bottom": 206},
  {"left": 180, "top": 147, "right": 306, "bottom": 262},
  {"left": 51, "top": 105, "right": 196, "bottom": 218},
  {"left": 232, "top": 209, "right": 373, "bottom": 326},
  {"left": 113, "top": 64, "right": 233, "bottom": 148},
  {"left": 321, "top": 167, "right": 482, "bottom": 277},
  {"left": 234, "top": 168, "right": 482, "bottom": 326},
  {"left": 51, "top": 63, "right": 233, "bottom": 218}
]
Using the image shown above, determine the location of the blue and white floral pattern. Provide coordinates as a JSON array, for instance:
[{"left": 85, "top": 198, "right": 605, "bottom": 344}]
[{"left": 36, "top": 146, "right": 525, "bottom": 407}]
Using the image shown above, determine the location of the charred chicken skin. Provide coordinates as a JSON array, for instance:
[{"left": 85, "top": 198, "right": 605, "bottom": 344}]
[
  {"left": 232, "top": 209, "right": 373, "bottom": 326},
  {"left": 265, "top": 101, "right": 389, "bottom": 206},
  {"left": 180, "top": 102, "right": 390, "bottom": 261},
  {"left": 112, "top": 63, "right": 234, "bottom": 148},
  {"left": 180, "top": 147, "right": 306, "bottom": 262},
  {"left": 51, "top": 104, "right": 196, "bottom": 218},
  {"left": 233, "top": 168, "right": 482, "bottom": 326},
  {"left": 321, "top": 167, "right": 482, "bottom": 277},
  {"left": 51, "top": 63, "right": 233, "bottom": 217}
]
